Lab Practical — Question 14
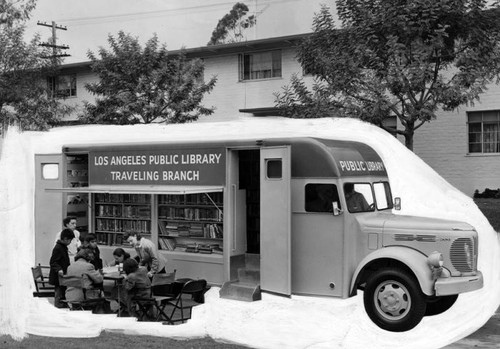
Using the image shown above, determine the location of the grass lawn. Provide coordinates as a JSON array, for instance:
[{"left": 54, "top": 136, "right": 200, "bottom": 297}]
[{"left": 474, "top": 198, "right": 500, "bottom": 232}]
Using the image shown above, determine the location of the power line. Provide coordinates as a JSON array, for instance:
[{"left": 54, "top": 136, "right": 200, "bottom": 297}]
[{"left": 48, "top": 0, "right": 302, "bottom": 26}]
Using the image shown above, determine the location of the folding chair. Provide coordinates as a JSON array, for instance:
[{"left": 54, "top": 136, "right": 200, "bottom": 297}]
[
  {"left": 31, "top": 264, "right": 55, "bottom": 297},
  {"left": 59, "top": 274, "right": 107, "bottom": 312},
  {"left": 164, "top": 279, "right": 207, "bottom": 325},
  {"left": 133, "top": 270, "right": 178, "bottom": 322}
]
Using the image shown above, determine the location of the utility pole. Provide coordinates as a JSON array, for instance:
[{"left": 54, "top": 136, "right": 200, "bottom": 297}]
[{"left": 37, "top": 21, "right": 71, "bottom": 60}]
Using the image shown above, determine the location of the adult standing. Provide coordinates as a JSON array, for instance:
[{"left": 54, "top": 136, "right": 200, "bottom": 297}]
[
  {"left": 123, "top": 233, "right": 166, "bottom": 278},
  {"left": 54, "top": 216, "right": 81, "bottom": 262},
  {"left": 49, "top": 228, "right": 75, "bottom": 308}
]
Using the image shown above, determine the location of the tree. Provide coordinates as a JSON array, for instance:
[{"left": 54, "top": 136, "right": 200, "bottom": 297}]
[
  {"left": 274, "top": 1, "right": 500, "bottom": 150},
  {"left": 81, "top": 31, "right": 217, "bottom": 125},
  {"left": 208, "top": 2, "right": 256, "bottom": 45},
  {"left": 1, "top": 0, "right": 71, "bottom": 132}
]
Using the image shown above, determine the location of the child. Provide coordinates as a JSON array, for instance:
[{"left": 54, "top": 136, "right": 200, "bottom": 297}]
[
  {"left": 65, "top": 248, "right": 103, "bottom": 304},
  {"left": 80, "top": 233, "right": 103, "bottom": 272},
  {"left": 49, "top": 228, "right": 75, "bottom": 308},
  {"left": 122, "top": 258, "right": 151, "bottom": 318}
]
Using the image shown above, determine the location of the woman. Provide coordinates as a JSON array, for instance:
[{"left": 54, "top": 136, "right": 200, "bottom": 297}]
[
  {"left": 109, "top": 247, "right": 131, "bottom": 266},
  {"left": 65, "top": 248, "right": 103, "bottom": 304}
]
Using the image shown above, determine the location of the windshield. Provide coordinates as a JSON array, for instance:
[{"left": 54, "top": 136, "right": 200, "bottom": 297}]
[
  {"left": 344, "top": 181, "right": 393, "bottom": 213},
  {"left": 344, "top": 183, "right": 375, "bottom": 213},
  {"left": 373, "top": 181, "right": 393, "bottom": 210}
]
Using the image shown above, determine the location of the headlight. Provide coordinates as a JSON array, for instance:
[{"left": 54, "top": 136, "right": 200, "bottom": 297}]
[{"left": 427, "top": 251, "right": 444, "bottom": 268}]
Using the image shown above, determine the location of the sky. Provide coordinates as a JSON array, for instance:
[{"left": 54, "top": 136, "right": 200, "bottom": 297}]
[
  {"left": 0, "top": 117, "right": 499, "bottom": 348},
  {"left": 24, "top": 0, "right": 331, "bottom": 64}
]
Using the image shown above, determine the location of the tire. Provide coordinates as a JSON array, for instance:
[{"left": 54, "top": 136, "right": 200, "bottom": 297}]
[
  {"left": 425, "top": 295, "right": 458, "bottom": 316},
  {"left": 363, "top": 268, "right": 426, "bottom": 332}
]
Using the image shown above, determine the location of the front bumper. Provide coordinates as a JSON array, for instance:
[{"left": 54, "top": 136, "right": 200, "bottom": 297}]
[{"left": 434, "top": 271, "right": 483, "bottom": 296}]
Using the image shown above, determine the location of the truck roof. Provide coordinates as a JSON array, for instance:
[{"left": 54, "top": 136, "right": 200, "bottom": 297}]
[{"left": 64, "top": 137, "right": 387, "bottom": 178}]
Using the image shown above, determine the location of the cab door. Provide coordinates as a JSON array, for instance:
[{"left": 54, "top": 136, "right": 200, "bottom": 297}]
[{"left": 260, "top": 146, "right": 291, "bottom": 296}]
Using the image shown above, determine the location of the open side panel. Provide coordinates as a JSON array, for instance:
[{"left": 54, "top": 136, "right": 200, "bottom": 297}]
[
  {"left": 35, "top": 154, "right": 64, "bottom": 265},
  {"left": 260, "top": 146, "right": 291, "bottom": 296}
]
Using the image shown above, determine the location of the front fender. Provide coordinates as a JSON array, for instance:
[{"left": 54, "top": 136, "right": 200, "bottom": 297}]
[{"left": 350, "top": 246, "right": 434, "bottom": 296}]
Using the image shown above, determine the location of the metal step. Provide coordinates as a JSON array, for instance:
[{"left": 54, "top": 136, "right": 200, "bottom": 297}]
[{"left": 219, "top": 281, "right": 261, "bottom": 302}]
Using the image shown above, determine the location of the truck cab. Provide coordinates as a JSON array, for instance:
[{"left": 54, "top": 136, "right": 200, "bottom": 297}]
[{"left": 264, "top": 137, "right": 483, "bottom": 332}]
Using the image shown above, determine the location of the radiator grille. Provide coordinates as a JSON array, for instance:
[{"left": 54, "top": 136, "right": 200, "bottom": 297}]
[{"left": 450, "top": 238, "right": 476, "bottom": 273}]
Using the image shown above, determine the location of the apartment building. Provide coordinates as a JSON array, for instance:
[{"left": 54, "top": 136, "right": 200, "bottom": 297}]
[{"left": 50, "top": 33, "right": 500, "bottom": 196}]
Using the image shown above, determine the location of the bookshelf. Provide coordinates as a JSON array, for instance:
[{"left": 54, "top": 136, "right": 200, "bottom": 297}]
[
  {"left": 94, "top": 193, "right": 152, "bottom": 246},
  {"left": 65, "top": 154, "right": 89, "bottom": 236},
  {"left": 157, "top": 192, "right": 223, "bottom": 255}
]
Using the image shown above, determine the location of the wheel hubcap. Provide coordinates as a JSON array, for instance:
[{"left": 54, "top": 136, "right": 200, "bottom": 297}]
[{"left": 374, "top": 280, "right": 411, "bottom": 321}]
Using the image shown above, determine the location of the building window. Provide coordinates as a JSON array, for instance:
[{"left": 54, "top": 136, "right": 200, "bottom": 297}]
[
  {"left": 468, "top": 111, "right": 500, "bottom": 153},
  {"left": 239, "top": 50, "right": 282, "bottom": 81},
  {"left": 48, "top": 74, "right": 77, "bottom": 97}
]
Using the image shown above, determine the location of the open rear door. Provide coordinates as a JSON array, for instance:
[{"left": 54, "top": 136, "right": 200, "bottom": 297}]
[
  {"left": 35, "top": 154, "right": 64, "bottom": 265},
  {"left": 260, "top": 146, "right": 291, "bottom": 296}
]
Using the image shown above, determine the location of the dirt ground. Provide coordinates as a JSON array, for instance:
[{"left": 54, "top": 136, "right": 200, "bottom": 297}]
[{"left": 0, "top": 332, "right": 250, "bottom": 349}]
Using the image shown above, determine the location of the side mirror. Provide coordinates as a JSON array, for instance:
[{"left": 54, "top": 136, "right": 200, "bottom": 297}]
[
  {"left": 332, "top": 201, "right": 343, "bottom": 216},
  {"left": 394, "top": 197, "right": 401, "bottom": 211}
]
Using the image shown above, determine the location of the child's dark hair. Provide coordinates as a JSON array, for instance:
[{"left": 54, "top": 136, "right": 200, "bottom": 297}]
[
  {"left": 60, "top": 228, "right": 75, "bottom": 240},
  {"left": 84, "top": 233, "right": 97, "bottom": 243},
  {"left": 122, "top": 258, "right": 139, "bottom": 274},
  {"left": 75, "top": 248, "right": 94, "bottom": 262},
  {"left": 112, "top": 248, "right": 130, "bottom": 260}
]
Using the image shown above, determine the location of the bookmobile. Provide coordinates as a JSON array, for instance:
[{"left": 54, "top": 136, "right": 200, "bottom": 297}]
[{"left": 34, "top": 135, "right": 483, "bottom": 332}]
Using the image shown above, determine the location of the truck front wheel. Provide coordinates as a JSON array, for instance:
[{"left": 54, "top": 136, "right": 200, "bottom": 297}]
[{"left": 363, "top": 268, "right": 426, "bottom": 332}]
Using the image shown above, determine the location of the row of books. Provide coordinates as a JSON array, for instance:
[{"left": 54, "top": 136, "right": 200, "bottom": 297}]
[
  {"left": 158, "top": 207, "right": 222, "bottom": 221},
  {"left": 96, "top": 204, "right": 151, "bottom": 218},
  {"left": 158, "top": 237, "right": 177, "bottom": 251},
  {"left": 94, "top": 193, "right": 151, "bottom": 204},
  {"left": 173, "top": 243, "right": 223, "bottom": 254},
  {"left": 158, "top": 192, "right": 223, "bottom": 205},
  {"left": 96, "top": 218, "right": 151, "bottom": 233},
  {"left": 95, "top": 232, "right": 124, "bottom": 246},
  {"left": 158, "top": 222, "right": 223, "bottom": 239},
  {"left": 67, "top": 169, "right": 88, "bottom": 178},
  {"left": 67, "top": 155, "right": 87, "bottom": 164}
]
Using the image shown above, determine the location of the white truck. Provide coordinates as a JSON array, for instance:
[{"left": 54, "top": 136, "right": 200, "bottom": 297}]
[{"left": 35, "top": 136, "right": 483, "bottom": 331}]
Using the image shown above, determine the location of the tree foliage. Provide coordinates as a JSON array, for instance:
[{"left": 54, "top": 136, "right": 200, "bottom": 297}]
[
  {"left": 208, "top": 2, "right": 256, "bottom": 45},
  {"left": 275, "top": 1, "right": 500, "bottom": 150},
  {"left": 81, "top": 31, "right": 217, "bottom": 125},
  {"left": 0, "top": 0, "right": 71, "bottom": 132}
]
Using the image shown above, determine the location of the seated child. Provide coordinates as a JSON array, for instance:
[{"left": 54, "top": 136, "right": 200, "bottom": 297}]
[
  {"left": 122, "top": 258, "right": 151, "bottom": 317},
  {"left": 64, "top": 248, "right": 103, "bottom": 304}
]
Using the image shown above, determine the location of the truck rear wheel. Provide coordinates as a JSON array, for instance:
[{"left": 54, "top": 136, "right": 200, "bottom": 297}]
[
  {"left": 425, "top": 295, "right": 458, "bottom": 316},
  {"left": 363, "top": 268, "right": 426, "bottom": 332}
]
